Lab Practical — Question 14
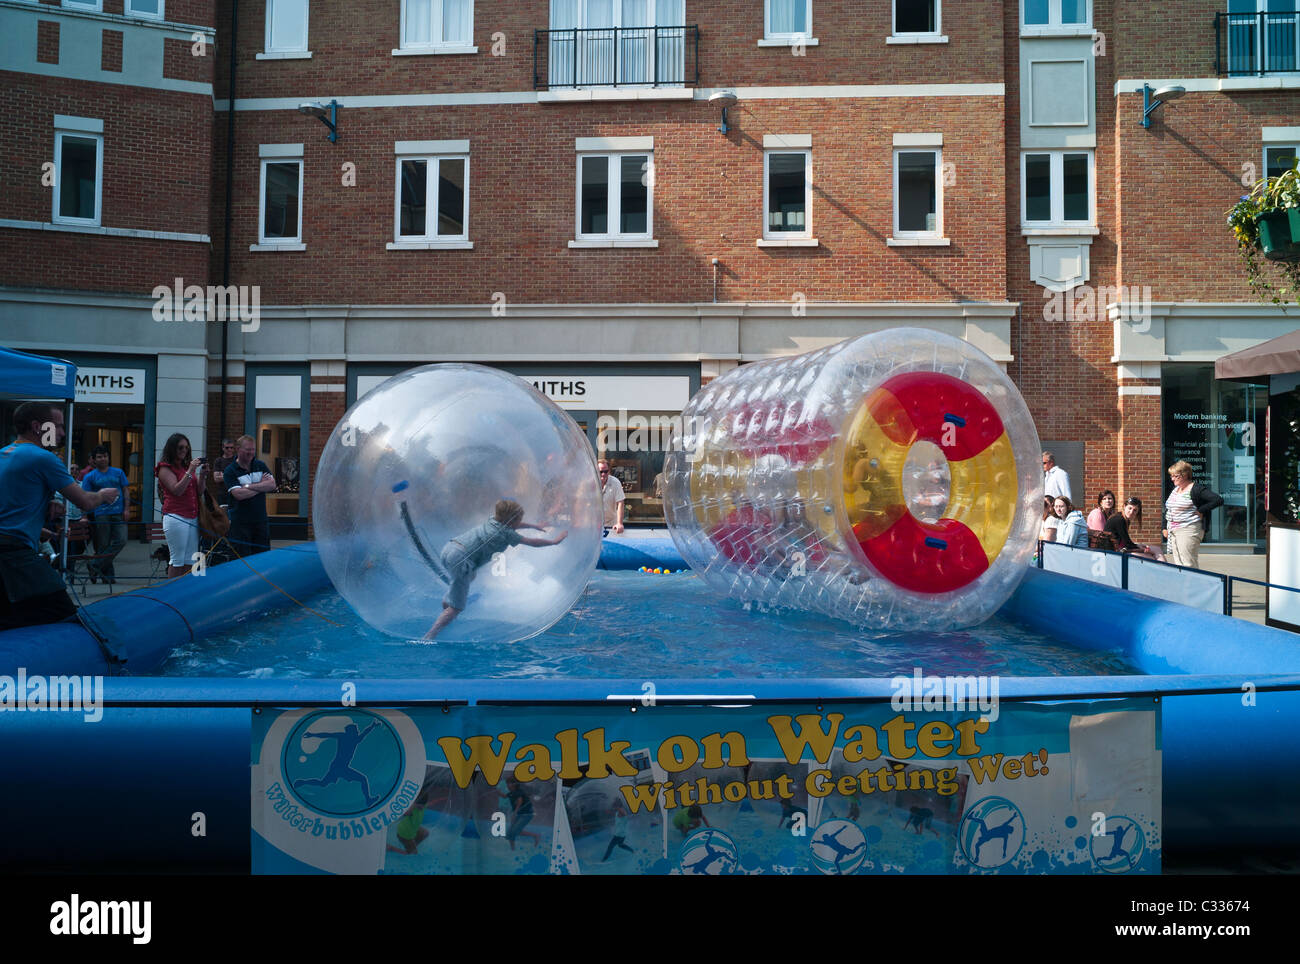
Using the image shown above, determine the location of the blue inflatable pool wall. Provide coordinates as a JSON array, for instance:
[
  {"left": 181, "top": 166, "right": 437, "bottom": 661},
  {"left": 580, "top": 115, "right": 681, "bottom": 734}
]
[{"left": 1, "top": 540, "right": 1298, "bottom": 870}]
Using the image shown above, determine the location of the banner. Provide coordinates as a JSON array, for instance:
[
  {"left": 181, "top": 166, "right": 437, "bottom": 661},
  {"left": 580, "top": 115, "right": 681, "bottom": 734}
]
[{"left": 251, "top": 699, "right": 1160, "bottom": 875}]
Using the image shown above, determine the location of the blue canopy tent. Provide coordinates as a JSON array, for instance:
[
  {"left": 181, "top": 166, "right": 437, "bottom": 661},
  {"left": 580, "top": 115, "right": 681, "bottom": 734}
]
[{"left": 1, "top": 346, "right": 79, "bottom": 568}]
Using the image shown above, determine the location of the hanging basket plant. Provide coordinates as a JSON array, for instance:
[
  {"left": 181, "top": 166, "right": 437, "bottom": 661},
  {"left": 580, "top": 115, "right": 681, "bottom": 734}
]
[{"left": 1227, "top": 158, "right": 1300, "bottom": 305}]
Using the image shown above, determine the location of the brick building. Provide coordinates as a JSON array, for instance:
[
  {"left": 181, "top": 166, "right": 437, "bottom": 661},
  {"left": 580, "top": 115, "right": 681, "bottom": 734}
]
[{"left": 2, "top": 0, "right": 1296, "bottom": 546}]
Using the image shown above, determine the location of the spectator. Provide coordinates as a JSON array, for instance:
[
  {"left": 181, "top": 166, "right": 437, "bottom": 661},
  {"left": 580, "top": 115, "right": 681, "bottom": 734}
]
[
  {"left": 1052, "top": 496, "right": 1090, "bottom": 547},
  {"left": 224, "top": 434, "right": 277, "bottom": 557},
  {"left": 0, "top": 401, "right": 119, "bottom": 630},
  {"left": 1163, "top": 460, "right": 1223, "bottom": 569},
  {"left": 81, "top": 444, "right": 130, "bottom": 585},
  {"left": 156, "top": 433, "right": 204, "bottom": 578},
  {"left": 212, "top": 438, "right": 237, "bottom": 501},
  {"left": 1087, "top": 490, "right": 1117, "bottom": 532},
  {"left": 1040, "top": 496, "right": 1060, "bottom": 543},
  {"left": 598, "top": 459, "right": 625, "bottom": 536},
  {"left": 1042, "top": 451, "right": 1071, "bottom": 502},
  {"left": 1104, "top": 497, "right": 1164, "bottom": 561}
]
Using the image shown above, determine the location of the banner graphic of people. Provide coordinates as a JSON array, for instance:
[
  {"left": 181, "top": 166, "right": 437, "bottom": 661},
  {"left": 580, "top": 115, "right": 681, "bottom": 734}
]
[{"left": 251, "top": 701, "right": 1160, "bottom": 874}]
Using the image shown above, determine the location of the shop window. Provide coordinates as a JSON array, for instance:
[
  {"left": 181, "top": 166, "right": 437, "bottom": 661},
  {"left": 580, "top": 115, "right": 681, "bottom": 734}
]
[
  {"left": 256, "top": 411, "right": 302, "bottom": 518},
  {"left": 53, "top": 121, "right": 103, "bottom": 227},
  {"left": 596, "top": 411, "right": 676, "bottom": 524}
]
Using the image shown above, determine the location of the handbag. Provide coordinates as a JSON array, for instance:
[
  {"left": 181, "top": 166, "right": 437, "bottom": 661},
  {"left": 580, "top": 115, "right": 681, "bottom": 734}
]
[{"left": 198, "top": 466, "right": 231, "bottom": 539}]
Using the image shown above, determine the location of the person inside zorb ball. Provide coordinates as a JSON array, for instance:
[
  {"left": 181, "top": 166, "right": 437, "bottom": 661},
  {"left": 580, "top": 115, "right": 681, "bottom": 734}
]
[{"left": 312, "top": 365, "right": 602, "bottom": 643}]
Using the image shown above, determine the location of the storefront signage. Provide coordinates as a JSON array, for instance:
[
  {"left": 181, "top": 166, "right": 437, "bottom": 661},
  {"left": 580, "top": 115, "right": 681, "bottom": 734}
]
[
  {"left": 523, "top": 376, "right": 690, "bottom": 411},
  {"left": 74, "top": 368, "right": 145, "bottom": 405}
]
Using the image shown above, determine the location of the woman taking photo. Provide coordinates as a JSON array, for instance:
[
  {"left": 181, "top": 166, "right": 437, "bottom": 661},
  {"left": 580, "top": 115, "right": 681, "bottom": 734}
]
[
  {"left": 1104, "top": 497, "right": 1164, "bottom": 561},
  {"left": 1163, "top": 461, "right": 1223, "bottom": 569},
  {"left": 155, "top": 433, "right": 205, "bottom": 578}
]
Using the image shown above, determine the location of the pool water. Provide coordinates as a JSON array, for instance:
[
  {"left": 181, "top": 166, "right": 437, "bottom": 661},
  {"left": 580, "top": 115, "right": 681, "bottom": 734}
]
[{"left": 156, "top": 572, "right": 1140, "bottom": 679}]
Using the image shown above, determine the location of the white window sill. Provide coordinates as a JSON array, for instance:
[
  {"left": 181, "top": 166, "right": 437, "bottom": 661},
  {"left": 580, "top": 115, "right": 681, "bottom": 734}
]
[
  {"left": 1022, "top": 226, "right": 1099, "bottom": 236},
  {"left": 1020, "top": 26, "right": 1094, "bottom": 38},
  {"left": 887, "top": 237, "right": 951, "bottom": 246},
  {"left": 392, "top": 45, "right": 478, "bottom": 56},
  {"left": 387, "top": 240, "right": 474, "bottom": 250},
  {"left": 249, "top": 242, "right": 306, "bottom": 251},
  {"left": 886, "top": 35, "right": 949, "bottom": 45},
  {"left": 256, "top": 51, "right": 312, "bottom": 60},
  {"left": 568, "top": 239, "right": 659, "bottom": 248},
  {"left": 539, "top": 88, "right": 693, "bottom": 103},
  {"left": 757, "top": 37, "right": 819, "bottom": 47},
  {"left": 757, "top": 237, "right": 818, "bottom": 247},
  {"left": 0, "top": 217, "right": 210, "bottom": 243}
]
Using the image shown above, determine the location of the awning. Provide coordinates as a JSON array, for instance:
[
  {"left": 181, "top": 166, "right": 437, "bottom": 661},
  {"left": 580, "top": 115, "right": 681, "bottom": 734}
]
[
  {"left": 0, "top": 346, "right": 77, "bottom": 400},
  {"left": 1215, "top": 328, "right": 1300, "bottom": 380}
]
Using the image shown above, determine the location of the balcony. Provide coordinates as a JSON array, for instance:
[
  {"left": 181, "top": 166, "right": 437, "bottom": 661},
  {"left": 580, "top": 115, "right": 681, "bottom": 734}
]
[
  {"left": 534, "top": 25, "right": 699, "bottom": 90},
  {"left": 1216, "top": 11, "right": 1300, "bottom": 75}
]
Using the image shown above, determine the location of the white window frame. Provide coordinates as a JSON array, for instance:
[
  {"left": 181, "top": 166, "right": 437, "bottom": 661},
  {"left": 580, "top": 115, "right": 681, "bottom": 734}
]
[
  {"left": 892, "top": 0, "right": 942, "bottom": 39},
  {"left": 1020, "top": 0, "right": 1091, "bottom": 31},
  {"left": 1020, "top": 150, "right": 1095, "bottom": 228},
  {"left": 392, "top": 150, "right": 470, "bottom": 246},
  {"left": 575, "top": 152, "right": 655, "bottom": 243},
  {"left": 763, "top": 149, "right": 812, "bottom": 241},
  {"left": 263, "top": 0, "right": 310, "bottom": 56},
  {"left": 62, "top": 0, "right": 104, "bottom": 12},
  {"left": 893, "top": 148, "right": 944, "bottom": 241},
  {"left": 1266, "top": 143, "right": 1300, "bottom": 179},
  {"left": 124, "top": 0, "right": 164, "bottom": 21},
  {"left": 52, "top": 126, "right": 103, "bottom": 228},
  {"left": 399, "top": 0, "right": 475, "bottom": 53},
  {"left": 257, "top": 149, "right": 304, "bottom": 247},
  {"left": 763, "top": 0, "right": 814, "bottom": 44}
]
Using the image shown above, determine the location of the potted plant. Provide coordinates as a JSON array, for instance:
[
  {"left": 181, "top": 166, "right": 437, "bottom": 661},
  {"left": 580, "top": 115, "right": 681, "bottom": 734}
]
[{"left": 1227, "top": 157, "right": 1300, "bottom": 304}]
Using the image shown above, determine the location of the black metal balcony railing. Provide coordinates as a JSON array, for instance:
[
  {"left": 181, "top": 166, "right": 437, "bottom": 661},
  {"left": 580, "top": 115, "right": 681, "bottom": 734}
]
[
  {"left": 534, "top": 25, "right": 699, "bottom": 90},
  {"left": 1216, "top": 11, "right": 1300, "bottom": 75}
]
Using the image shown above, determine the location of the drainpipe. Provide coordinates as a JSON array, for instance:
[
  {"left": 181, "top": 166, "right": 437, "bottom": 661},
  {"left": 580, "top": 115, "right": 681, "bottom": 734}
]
[{"left": 219, "top": 0, "right": 239, "bottom": 447}]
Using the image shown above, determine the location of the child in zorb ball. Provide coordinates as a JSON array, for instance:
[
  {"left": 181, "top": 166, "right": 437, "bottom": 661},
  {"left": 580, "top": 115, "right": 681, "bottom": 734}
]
[{"left": 424, "top": 499, "right": 567, "bottom": 640}]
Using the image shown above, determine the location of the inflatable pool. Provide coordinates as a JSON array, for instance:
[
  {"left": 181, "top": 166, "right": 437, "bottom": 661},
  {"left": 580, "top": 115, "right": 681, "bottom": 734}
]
[{"left": 0, "top": 538, "right": 1298, "bottom": 871}]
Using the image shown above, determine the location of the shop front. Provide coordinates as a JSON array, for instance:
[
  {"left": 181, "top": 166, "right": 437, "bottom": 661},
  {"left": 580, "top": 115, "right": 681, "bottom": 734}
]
[
  {"left": 1161, "top": 363, "right": 1267, "bottom": 546},
  {"left": 244, "top": 366, "right": 310, "bottom": 541},
  {"left": 349, "top": 362, "right": 699, "bottom": 526}
]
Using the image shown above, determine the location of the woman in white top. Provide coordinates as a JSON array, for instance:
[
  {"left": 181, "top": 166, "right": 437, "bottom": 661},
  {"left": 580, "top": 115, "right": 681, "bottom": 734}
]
[{"left": 1163, "top": 460, "right": 1222, "bottom": 569}]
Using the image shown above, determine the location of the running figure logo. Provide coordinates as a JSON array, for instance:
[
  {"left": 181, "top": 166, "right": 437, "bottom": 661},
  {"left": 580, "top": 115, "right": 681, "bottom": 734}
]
[
  {"left": 283, "top": 711, "right": 405, "bottom": 817},
  {"left": 810, "top": 819, "right": 868, "bottom": 875},
  {"left": 679, "top": 829, "right": 739, "bottom": 875},
  {"left": 1089, "top": 816, "right": 1146, "bottom": 874},
  {"left": 958, "top": 797, "right": 1026, "bottom": 869}
]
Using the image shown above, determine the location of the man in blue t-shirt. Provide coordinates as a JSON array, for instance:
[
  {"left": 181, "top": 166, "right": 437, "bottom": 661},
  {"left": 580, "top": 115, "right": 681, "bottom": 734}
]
[
  {"left": 223, "top": 434, "right": 278, "bottom": 555},
  {"left": 0, "top": 402, "right": 121, "bottom": 630},
  {"left": 81, "top": 444, "right": 131, "bottom": 584}
]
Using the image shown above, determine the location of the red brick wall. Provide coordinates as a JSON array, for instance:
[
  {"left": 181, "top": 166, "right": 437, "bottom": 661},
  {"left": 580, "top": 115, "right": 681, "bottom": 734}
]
[
  {"left": 0, "top": 76, "right": 213, "bottom": 293},
  {"left": 37, "top": 21, "right": 58, "bottom": 64},
  {"left": 164, "top": 36, "right": 210, "bottom": 82},
  {"left": 102, "top": 30, "right": 124, "bottom": 73},
  {"left": 212, "top": 98, "right": 1007, "bottom": 304},
  {"left": 1111, "top": 0, "right": 1221, "bottom": 78},
  {"left": 213, "top": 0, "right": 1003, "bottom": 100}
]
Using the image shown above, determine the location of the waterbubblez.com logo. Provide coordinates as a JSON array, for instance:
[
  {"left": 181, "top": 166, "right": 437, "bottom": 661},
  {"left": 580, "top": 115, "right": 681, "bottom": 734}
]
[{"left": 281, "top": 709, "right": 405, "bottom": 817}]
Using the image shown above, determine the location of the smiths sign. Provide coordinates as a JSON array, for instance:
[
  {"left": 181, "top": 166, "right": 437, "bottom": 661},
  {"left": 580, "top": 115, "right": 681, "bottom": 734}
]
[{"left": 75, "top": 368, "right": 146, "bottom": 405}]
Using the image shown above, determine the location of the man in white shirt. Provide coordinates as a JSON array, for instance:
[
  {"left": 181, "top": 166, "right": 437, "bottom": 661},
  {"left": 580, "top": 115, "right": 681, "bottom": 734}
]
[
  {"left": 1042, "top": 451, "right": 1072, "bottom": 503},
  {"left": 598, "top": 459, "right": 625, "bottom": 535}
]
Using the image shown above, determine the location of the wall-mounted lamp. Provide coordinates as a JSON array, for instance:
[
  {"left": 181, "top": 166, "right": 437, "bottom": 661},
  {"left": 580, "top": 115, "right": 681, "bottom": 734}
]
[
  {"left": 298, "top": 100, "right": 339, "bottom": 142},
  {"left": 1141, "top": 84, "right": 1185, "bottom": 129},
  {"left": 710, "top": 90, "right": 738, "bottom": 134}
]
